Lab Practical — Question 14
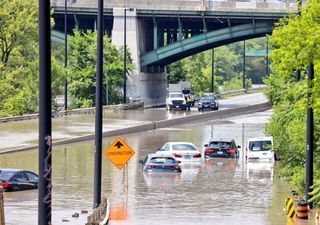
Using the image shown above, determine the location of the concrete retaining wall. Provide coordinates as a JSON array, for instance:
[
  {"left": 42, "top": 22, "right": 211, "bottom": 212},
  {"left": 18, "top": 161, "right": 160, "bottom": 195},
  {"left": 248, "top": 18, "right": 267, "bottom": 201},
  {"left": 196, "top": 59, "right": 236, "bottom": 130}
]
[{"left": 0, "top": 101, "right": 271, "bottom": 154}]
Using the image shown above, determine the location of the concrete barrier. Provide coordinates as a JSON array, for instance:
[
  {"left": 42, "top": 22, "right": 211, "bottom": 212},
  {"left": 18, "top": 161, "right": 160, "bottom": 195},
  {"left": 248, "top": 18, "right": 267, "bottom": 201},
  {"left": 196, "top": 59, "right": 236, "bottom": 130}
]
[
  {"left": 0, "top": 101, "right": 271, "bottom": 154},
  {"left": 155, "top": 102, "right": 271, "bottom": 128}
]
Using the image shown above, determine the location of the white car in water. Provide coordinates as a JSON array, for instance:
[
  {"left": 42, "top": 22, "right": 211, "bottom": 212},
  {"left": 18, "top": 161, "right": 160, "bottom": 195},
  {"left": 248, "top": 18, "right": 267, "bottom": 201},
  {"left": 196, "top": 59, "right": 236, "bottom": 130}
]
[
  {"left": 157, "top": 142, "right": 202, "bottom": 162},
  {"left": 246, "top": 137, "right": 275, "bottom": 162}
]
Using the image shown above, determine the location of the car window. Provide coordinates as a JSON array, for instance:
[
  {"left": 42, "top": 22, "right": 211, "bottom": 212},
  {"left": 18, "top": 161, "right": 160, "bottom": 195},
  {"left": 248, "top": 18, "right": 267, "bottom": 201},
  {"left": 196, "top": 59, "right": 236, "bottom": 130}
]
[
  {"left": 169, "top": 93, "right": 183, "bottom": 98},
  {"left": 249, "top": 140, "right": 272, "bottom": 151},
  {"left": 150, "top": 157, "right": 175, "bottom": 164},
  {"left": 161, "top": 144, "right": 170, "bottom": 151},
  {"left": 12, "top": 173, "right": 28, "bottom": 182},
  {"left": 25, "top": 172, "right": 38, "bottom": 182},
  {"left": 172, "top": 144, "right": 197, "bottom": 151},
  {"left": 182, "top": 90, "right": 191, "bottom": 94},
  {"left": 201, "top": 96, "right": 215, "bottom": 101},
  {"left": 209, "top": 142, "right": 231, "bottom": 148},
  {"left": 0, "top": 171, "right": 15, "bottom": 181}
]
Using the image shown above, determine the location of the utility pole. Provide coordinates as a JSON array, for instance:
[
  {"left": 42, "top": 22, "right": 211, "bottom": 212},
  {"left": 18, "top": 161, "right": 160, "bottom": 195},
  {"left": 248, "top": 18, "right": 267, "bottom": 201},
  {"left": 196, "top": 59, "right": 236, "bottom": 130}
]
[
  {"left": 93, "top": 0, "right": 103, "bottom": 209},
  {"left": 243, "top": 40, "right": 246, "bottom": 89},
  {"left": 306, "top": 63, "right": 314, "bottom": 209},
  {"left": 38, "top": 0, "right": 52, "bottom": 224},
  {"left": 64, "top": 0, "right": 68, "bottom": 110},
  {"left": 123, "top": 7, "right": 127, "bottom": 104},
  {"left": 211, "top": 48, "right": 214, "bottom": 93}
]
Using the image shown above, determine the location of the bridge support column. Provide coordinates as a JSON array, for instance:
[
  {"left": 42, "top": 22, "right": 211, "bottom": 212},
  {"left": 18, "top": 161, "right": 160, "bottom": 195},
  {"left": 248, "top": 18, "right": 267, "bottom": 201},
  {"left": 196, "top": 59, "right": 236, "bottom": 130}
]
[{"left": 112, "top": 8, "right": 167, "bottom": 107}]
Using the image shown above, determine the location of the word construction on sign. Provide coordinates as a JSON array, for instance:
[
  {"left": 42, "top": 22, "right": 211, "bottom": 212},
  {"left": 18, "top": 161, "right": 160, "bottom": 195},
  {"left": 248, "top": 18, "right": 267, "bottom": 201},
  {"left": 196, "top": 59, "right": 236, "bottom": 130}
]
[{"left": 104, "top": 136, "right": 135, "bottom": 169}]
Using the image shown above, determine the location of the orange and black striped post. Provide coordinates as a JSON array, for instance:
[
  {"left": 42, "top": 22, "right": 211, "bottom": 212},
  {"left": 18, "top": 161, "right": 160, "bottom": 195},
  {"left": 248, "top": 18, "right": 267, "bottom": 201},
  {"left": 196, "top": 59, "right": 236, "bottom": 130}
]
[{"left": 296, "top": 200, "right": 308, "bottom": 220}]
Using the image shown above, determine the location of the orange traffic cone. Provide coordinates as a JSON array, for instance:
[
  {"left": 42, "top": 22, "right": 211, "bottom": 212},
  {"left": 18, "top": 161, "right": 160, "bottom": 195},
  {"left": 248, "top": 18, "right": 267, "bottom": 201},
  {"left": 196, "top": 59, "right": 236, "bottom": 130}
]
[{"left": 315, "top": 209, "right": 320, "bottom": 224}]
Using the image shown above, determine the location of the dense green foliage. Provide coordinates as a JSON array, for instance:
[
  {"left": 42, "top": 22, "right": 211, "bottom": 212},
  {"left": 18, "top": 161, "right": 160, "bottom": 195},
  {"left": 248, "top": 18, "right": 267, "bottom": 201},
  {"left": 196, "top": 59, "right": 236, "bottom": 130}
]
[
  {"left": 265, "top": 0, "right": 320, "bottom": 205},
  {"left": 0, "top": 0, "right": 131, "bottom": 116},
  {"left": 167, "top": 39, "right": 268, "bottom": 95},
  {"left": 67, "top": 31, "right": 132, "bottom": 108},
  {"left": 0, "top": 0, "right": 65, "bottom": 116}
]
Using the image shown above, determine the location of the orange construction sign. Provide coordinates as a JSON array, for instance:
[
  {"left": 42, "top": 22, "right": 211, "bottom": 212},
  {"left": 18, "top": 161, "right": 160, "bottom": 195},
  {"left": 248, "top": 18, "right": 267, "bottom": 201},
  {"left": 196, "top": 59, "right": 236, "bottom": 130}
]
[{"left": 104, "top": 136, "right": 135, "bottom": 169}]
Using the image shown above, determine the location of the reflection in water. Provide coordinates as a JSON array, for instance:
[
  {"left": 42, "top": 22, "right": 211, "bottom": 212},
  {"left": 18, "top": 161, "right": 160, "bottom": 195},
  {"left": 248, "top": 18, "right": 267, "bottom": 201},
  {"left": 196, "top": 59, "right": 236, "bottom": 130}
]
[
  {"left": 246, "top": 160, "right": 275, "bottom": 181},
  {"left": 1, "top": 122, "right": 316, "bottom": 225}
]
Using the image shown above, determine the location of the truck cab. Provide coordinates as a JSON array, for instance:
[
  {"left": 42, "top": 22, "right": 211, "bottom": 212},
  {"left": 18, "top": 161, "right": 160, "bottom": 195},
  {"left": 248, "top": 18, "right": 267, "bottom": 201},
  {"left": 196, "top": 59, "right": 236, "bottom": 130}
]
[{"left": 166, "top": 92, "right": 187, "bottom": 110}]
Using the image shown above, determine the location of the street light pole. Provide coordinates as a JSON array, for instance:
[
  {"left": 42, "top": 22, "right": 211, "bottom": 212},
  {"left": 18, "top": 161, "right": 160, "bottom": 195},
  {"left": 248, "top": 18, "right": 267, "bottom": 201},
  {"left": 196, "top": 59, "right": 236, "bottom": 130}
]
[
  {"left": 243, "top": 40, "right": 246, "bottom": 89},
  {"left": 123, "top": 7, "right": 127, "bottom": 104},
  {"left": 211, "top": 48, "right": 214, "bottom": 93},
  {"left": 64, "top": 0, "right": 68, "bottom": 110},
  {"left": 93, "top": 0, "right": 103, "bottom": 209}
]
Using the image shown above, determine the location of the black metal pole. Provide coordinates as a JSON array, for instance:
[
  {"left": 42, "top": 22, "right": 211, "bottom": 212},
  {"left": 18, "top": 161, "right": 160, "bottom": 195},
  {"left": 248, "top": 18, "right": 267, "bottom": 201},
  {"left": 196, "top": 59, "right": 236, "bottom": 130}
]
[
  {"left": 211, "top": 48, "right": 214, "bottom": 93},
  {"left": 296, "top": 70, "right": 301, "bottom": 81},
  {"left": 64, "top": 0, "right": 68, "bottom": 110},
  {"left": 123, "top": 8, "right": 127, "bottom": 104},
  {"left": 266, "top": 37, "right": 269, "bottom": 77},
  {"left": 38, "top": 0, "right": 52, "bottom": 224},
  {"left": 93, "top": 0, "right": 103, "bottom": 209},
  {"left": 306, "top": 63, "right": 314, "bottom": 209},
  {"left": 243, "top": 40, "right": 246, "bottom": 89}
]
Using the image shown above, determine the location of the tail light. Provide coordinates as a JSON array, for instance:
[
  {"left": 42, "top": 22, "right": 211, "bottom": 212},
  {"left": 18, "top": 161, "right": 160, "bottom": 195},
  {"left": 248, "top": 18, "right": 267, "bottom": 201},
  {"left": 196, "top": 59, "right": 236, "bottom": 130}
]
[
  {"left": 227, "top": 149, "right": 236, "bottom": 154},
  {"left": 146, "top": 165, "right": 153, "bottom": 169},
  {"left": 173, "top": 153, "right": 182, "bottom": 158},
  {"left": 2, "top": 183, "right": 10, "bottom": 189},
  {"left": 205, "top": 148, "right": 215, "bottom": 153},
  {"left": 193, "top": 153, "right": 201, "bottom": 158}
]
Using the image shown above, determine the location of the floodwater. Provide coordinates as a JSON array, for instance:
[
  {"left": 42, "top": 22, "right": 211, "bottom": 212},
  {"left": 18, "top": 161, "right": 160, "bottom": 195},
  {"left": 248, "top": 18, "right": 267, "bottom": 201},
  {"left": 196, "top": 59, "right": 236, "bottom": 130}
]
[
  {"left": 0, "top": 92, "right": 268, "bottom": 151},
  {"left": 1, "top": 110, "right": 316, "bottom": 225}
]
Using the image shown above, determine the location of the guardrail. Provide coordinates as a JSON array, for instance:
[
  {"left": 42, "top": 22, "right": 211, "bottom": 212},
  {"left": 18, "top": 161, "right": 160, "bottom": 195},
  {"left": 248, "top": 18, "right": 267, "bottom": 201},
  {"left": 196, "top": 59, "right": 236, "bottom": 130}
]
[
  {"left": 52, "top": 0, "right": 298, "bottom": 13},
  {"left": 86, "top": 198, "right": 109, "bottom": 225},
  {"left": 0, "top": 101, "right": 144, "bottom": 123}
]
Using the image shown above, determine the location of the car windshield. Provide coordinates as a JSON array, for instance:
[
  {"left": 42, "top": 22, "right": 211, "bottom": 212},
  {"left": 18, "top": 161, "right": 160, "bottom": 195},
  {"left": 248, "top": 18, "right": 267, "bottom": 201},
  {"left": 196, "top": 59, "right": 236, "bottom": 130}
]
[
  {"left": 169, "top": 93, "right": 183, "bottom": 98},
  {"left": 249, "top": 140, "right": 272, "bottom": 151},
  {"left": 209, "top": 141, "right": 231, "bottom": 148},
  {"left": 201, "top": 96, "right": 215, "bottom": 101},
  {"left": 150, "top": 157, "right": 176, "bottom": 164},
  {"left": 172, "top": 144, "right": 197, "bottom": 151},
  {"left": 0, "top": 170, "right": 15, "bottom": 181}
]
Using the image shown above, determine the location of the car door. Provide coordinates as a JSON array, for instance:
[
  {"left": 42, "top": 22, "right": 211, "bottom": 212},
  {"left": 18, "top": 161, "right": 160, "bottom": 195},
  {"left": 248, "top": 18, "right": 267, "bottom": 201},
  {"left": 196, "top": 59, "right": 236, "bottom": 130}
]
[
  {"left": 25, "top": 171, "right": 39, "bottom": 189},
  {"left": 11, "top": 172, "right": 29, "bottom": 191}
]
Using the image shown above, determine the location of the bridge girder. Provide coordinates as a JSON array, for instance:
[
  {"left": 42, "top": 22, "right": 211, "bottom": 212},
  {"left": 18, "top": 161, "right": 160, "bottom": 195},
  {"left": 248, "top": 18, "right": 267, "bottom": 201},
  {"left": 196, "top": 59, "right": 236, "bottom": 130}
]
[{"left": 140, "top": 22, "right": 274, "bottom": 68}]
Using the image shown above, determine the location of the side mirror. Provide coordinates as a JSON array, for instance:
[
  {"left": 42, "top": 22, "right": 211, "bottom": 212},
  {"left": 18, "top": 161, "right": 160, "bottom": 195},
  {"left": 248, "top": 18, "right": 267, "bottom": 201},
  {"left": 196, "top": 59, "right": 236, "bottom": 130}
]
[
  {"left": 204, "top": 144, "right": 208, "bottom": 147},
  {"left": 177, "top": 160, "right": 181, "bottom": 164},
  {"left": 157, "top": 148, "right": 162, "bottom": 151},
  {"left": 138, "top": 159, "right": 144, "bottom": 164},
  {"left": 237, "top": 145, "right": 241, "bottom": 149}
]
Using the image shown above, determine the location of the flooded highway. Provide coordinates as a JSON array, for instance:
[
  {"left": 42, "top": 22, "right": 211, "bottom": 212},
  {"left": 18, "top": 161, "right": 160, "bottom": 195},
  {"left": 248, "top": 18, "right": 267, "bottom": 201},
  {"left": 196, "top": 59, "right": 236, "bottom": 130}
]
[
  {"left": 0, "top": 93, "right": 267, "bottom": 151},
  {"left": 1, "top": 110, "right": 315, "bottom": 225}
]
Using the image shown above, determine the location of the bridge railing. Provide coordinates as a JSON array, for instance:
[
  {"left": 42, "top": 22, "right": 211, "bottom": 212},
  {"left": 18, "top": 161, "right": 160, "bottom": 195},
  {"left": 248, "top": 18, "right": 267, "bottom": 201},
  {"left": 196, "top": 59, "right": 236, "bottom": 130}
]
[{"left": 52, "top": 0, "right": 299, "bottom": 13}]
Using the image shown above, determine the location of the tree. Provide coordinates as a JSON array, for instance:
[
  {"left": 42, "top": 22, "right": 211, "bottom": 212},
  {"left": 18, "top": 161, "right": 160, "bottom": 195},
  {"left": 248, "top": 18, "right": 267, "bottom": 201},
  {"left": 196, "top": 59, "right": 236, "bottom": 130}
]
[
  {"left": 265, "top": 0, "right": 320, "bottom": 205},
  {"left": 67, "top": 30, "right": 133, "bottom": 108}
]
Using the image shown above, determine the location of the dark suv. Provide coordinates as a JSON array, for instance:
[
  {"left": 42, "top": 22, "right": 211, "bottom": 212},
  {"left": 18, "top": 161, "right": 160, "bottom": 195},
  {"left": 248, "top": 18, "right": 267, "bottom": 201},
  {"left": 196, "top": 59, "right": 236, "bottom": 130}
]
[
  {"left": 204, "top": 138, "right": 240, "bottom": 158},
  {"left": 198, "top": 93, "right": 219, "bottom": 111}
]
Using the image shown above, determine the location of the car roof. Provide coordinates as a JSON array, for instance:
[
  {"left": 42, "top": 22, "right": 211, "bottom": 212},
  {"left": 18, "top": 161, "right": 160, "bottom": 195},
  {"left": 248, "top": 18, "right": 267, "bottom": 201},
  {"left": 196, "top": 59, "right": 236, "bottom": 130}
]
[
  {"left": 164, "top": 142, "right": 196, "bottom": 145},
  {"left": 208, "top": 138, "right": 234, "bottom": 143},
  {"left": 149, "top": 152, "right": 175, "bottom": 158},
  {"left": 0, "top": 168, "right": 24, "bottom": 173},
  {"left": 168, "top": 92, "right": 183, "bottom": 95},
  {"left": 247, "top": 137, "right": 273, "bottom": 142}
]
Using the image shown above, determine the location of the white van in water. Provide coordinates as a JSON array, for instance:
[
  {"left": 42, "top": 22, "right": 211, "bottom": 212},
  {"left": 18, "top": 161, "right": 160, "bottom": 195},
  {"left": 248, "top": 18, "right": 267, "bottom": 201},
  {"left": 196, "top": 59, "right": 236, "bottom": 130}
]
[{"left": 246, "top": 137, "right": 274, "bottom": 161}]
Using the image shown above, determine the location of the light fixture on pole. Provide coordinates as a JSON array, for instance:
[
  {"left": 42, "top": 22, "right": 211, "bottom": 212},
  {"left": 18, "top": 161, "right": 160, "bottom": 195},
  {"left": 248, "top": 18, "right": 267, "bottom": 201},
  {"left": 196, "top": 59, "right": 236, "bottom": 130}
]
[{"left": 123, "top": 7, "right": 134, "bottom": 104}]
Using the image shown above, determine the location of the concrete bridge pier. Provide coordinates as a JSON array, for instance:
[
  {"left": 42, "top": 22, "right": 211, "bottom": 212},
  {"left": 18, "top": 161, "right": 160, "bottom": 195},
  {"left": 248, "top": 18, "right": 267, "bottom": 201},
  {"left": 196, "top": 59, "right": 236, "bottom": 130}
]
[{"left": 112, "top": 8, "right": 167, "bottom": 107}]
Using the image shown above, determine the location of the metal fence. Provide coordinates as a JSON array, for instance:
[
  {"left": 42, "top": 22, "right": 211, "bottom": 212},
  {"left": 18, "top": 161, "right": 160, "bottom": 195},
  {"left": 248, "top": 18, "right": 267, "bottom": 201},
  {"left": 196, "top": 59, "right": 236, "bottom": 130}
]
[{"left": 52, "top": 0, "right": 299, "bottom": 13}]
